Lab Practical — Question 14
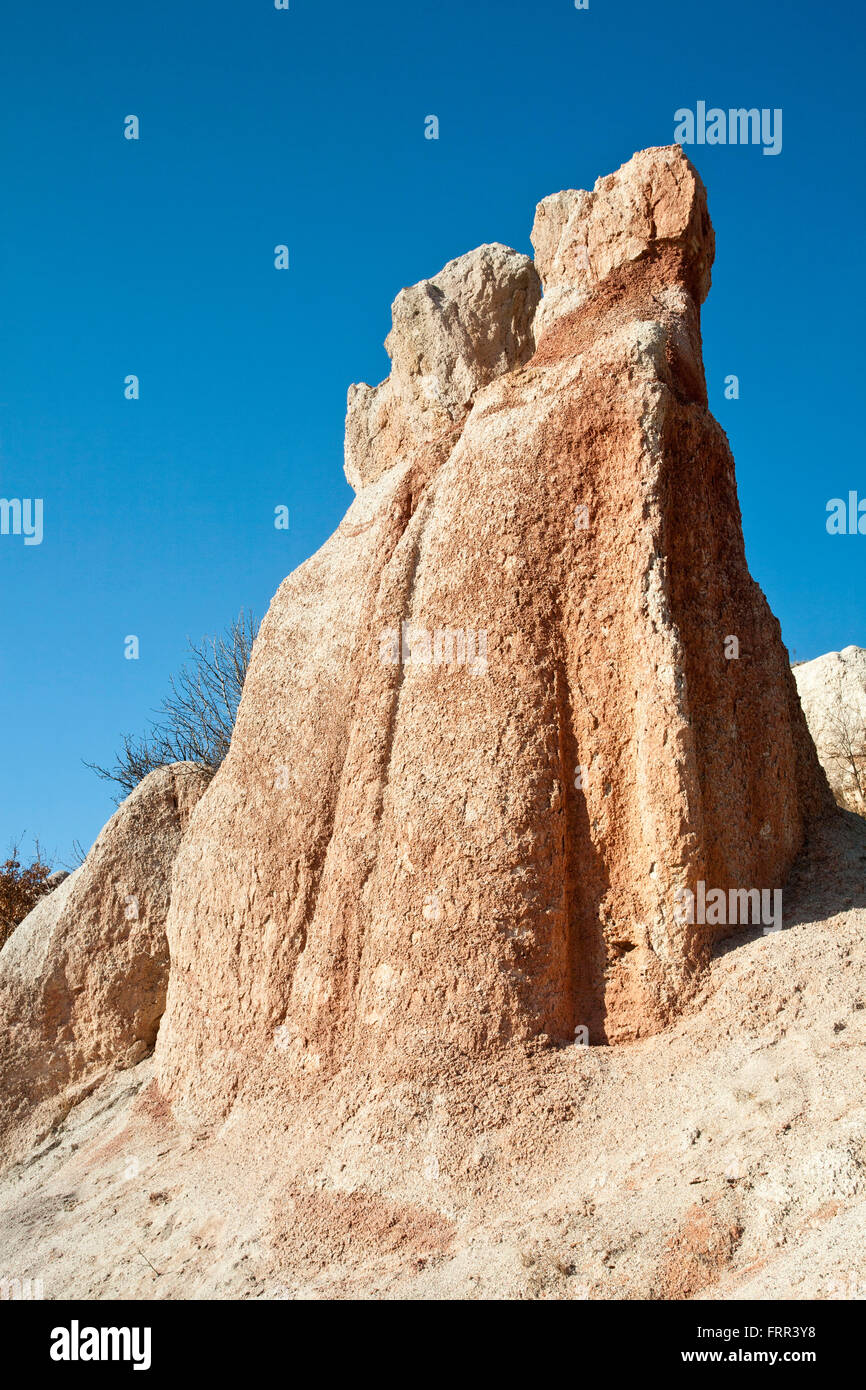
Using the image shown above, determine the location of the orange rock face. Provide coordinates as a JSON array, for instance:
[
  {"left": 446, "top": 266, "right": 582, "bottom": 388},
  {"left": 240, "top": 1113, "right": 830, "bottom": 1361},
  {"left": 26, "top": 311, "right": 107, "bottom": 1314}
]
[{"left": 155, "top": 146, "right": 831, "bottom": 1124}]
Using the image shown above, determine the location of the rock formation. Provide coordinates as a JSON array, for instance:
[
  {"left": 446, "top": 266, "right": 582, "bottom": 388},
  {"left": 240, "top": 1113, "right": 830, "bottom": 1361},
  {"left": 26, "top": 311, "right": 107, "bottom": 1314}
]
[
  {"left": 344, "top": 243, "right": 541, "bottom": 490},
  {"left": 0, "top": 762, "right": 210, "bottom": 1164},
  {"left": 1, "top": 146, "right": 860, "bottom": 1307},
  {"left": 794, "top": 647, "right": 866, "bottom": 815},
  {"left": 153, "top": 145, "right": 831, "bottom": 1128}
]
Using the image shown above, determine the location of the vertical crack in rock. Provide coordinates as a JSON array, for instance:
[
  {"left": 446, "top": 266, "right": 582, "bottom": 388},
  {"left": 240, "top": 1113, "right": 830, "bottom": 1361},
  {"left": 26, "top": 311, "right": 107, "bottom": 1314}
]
[{"left": 288, "top": 478, "right": 438, "bottom": 1068}]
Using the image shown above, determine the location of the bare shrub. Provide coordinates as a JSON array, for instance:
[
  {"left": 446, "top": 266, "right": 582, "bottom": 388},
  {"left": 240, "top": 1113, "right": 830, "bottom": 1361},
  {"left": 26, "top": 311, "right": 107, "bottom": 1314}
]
[
  {"left": 88, "top": 609, "right": 258, "bottom": 798},
  {"left": 822, "top": 672, "right": 866, "bottom": 816}
]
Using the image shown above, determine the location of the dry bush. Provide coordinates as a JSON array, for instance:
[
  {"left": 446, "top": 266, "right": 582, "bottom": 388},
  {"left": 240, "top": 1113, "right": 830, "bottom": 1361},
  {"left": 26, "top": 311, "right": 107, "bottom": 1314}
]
[
  {"left": 823, "top": 673, "right": 866, "bottom": 817},
  {"left": 88, "top": 609, "right": 258, "bottom": 798},
  {"left": 0, "top": 848, "right": 53, "bottom": 951}
]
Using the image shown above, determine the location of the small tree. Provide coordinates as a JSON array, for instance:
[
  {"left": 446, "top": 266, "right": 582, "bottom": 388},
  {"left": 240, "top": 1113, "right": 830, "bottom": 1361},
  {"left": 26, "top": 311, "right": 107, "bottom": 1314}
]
[
  {"left": 0, "top": 846, "right": 53, "bottom": 951},
  {"left": 822, "top": 672, "right": 866, "bottom": 816},
  {"left": 88, "top": 609, "right": 258, "bottom": 798}
]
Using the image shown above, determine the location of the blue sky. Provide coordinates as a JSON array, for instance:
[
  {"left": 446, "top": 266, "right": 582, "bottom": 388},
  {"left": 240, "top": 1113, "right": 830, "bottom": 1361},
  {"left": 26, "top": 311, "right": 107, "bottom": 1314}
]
[{"left": 1, "top": 0, "right": 863, "bottom": 866}]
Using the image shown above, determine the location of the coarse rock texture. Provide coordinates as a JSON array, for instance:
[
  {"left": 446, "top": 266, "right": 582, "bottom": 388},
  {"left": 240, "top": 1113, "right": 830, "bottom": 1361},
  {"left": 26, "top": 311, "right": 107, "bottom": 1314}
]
[
  {"left": 529, "top": 146, "right": 715, "bottom": 341},
  {"left": 0, "top": 146, "right": 856, "bottom": 1304},
  {"left": 794, "top": 647, "right": 866, "bottom": 815},
  {"left": 0, "top": 763, "right": 210, "bottom": 1169},
  {"left": 154, "top": 144, "right": 832, "bottom": 1133},
  {"left": 0, "top": 811, "right": 863, "bottom": 1301},
  {"left": 344, "top": 243, "right": 541, "bottom": 490}
]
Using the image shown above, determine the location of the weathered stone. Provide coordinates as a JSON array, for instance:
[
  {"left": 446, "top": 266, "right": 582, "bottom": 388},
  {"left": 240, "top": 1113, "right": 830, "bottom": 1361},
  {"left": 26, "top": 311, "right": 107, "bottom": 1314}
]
[
  {"left": 155, "top": 147, "right": 831, "bottom": 1128},
  {"left": 344, "top": 243, "right": 541, "bottom": 490},
  {"left": 794, "top": 647, "right": 866, "bottom": 814},
  {"left": 530, "top": 143, "right": 714, "bottom": 339},
  {"left": 0, "top": 762, "right": 210, "bottom": 1163}
]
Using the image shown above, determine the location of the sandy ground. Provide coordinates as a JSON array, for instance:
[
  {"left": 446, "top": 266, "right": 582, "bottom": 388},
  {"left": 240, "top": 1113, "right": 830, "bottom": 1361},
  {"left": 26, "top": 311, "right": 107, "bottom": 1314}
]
[{"left": 1, "top": 810, "right": 864, "bottom": 1302}]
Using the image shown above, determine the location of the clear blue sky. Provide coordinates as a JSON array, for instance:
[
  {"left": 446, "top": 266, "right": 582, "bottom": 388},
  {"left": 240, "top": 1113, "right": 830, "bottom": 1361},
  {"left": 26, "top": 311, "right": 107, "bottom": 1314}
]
[{"left": 1, "top": 0, "right": 863, "bottom": 867}]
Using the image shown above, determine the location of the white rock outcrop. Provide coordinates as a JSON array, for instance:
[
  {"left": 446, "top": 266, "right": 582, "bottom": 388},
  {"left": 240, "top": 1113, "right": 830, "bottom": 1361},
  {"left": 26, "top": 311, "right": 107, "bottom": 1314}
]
[{"left": 794, "top": 646, "right": 866, "bottom": 813}]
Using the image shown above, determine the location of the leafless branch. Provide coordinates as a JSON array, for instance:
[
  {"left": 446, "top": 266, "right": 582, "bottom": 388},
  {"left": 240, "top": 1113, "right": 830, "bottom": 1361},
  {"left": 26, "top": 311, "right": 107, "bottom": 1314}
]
[{"left": 86, "top": 609, "right": 258, "bottom": 798}]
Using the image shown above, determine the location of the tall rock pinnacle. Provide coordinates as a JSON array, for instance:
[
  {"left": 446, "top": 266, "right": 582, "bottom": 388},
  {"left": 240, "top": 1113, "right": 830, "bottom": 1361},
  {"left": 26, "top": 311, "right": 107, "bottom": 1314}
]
[{"left": 154, "top": 146, "right": 831, "bottom": 1123}]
